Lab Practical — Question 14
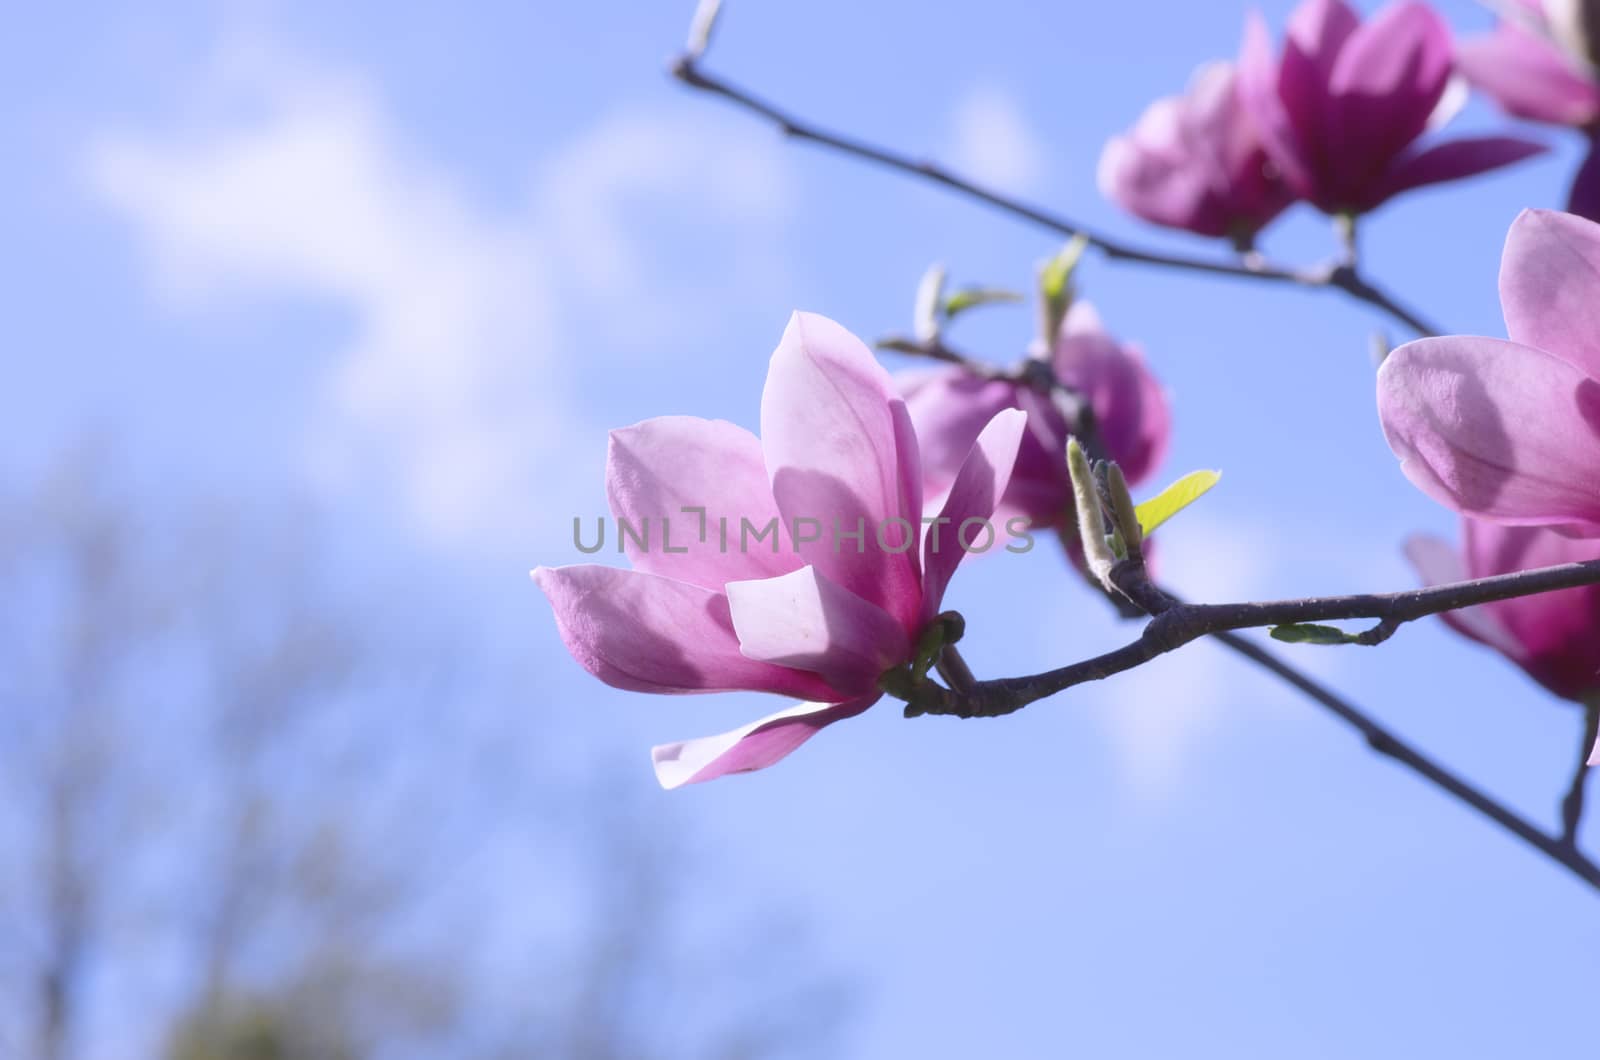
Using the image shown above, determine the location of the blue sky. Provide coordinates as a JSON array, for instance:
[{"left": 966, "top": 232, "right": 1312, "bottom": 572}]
[{"left": 7, "top": 0, "right": 1598, "bottom": 1055}]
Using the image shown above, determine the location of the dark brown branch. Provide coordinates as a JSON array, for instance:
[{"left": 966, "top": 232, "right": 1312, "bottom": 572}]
[
  {"left": 1562, "top": 695, "right": 1600, "bottom": 846},
  {"left": 902, "top": 556, "right": 1600, "bottom": 719},
  {"left": 669, "top": 52, "right": 1441, "bottom": 337},
  {"left": 1207, "top": 628, "right": 1600, "bottom": 890}
]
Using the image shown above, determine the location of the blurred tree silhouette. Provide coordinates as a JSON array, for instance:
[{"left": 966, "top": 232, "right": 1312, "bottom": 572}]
[{"left": 0, "top": 446, "right": 852, "bottom": 1060}]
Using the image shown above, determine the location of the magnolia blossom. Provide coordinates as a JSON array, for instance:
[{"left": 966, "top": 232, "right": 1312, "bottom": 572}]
[
  {"left": 1456, "top": 0, "right": 1600, "bottom": 219},
  {"left": 534, "top": 312, "right": 1025, "bottom": 788},
  {"left": 1239, "top": 0, "right": 1544, "bottom": 215},
  {"left": 1407, "top": 520, "right": 1600, "bottom": 702},
  {"left": 1377, "top": 208, "right": 1600, "bottom": 535},
  {"left": 899, "top": 301, "right": 1170, "bottom": 530},
  {"left": 1099, "top": 61, "right": 1294, "bottom": 242}
]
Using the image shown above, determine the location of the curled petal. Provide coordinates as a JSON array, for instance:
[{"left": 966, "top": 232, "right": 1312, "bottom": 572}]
[
  {"left": 607, "top": 416, "right": 800, "bottom": 589},
  {"left": 762, "top": 311, "right": 924, "bottom": 630},
  {"left": 899, "top": 369, "right": 1023, "bottom": 507},
  {"left": 532, "top": 565, "right": 836, "bottom": 700},
  {"left": 652, "top": 697, "right": 877, "bottom": 789},
  {"left": 1499, "top": 208, "right": 1600, "bottom": 379},
  {"left": 921, "top": 408, "right": 1027, "bottom": 616},
  {"left": 1377, "top": 337, "right": 1600, "bottom": 532},
  {"left": 726, "top": 565, "right": 909, "bottom": 695}
]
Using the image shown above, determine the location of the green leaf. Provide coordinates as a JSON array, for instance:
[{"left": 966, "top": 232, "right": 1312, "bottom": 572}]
[
  {"left": 1269, "top": 623, "right": 1361, "bottom": 646},
  {"left": 1037, "top": 235, "right": 1090, "bottom": 343},
  {"left": 1134, "top": 469, "right": 1221, "bottom": 537},
  {"left": 943, "top": 286, "right": 1024, "bottom": 320}
]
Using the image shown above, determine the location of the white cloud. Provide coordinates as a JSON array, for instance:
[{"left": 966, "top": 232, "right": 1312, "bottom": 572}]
[
  {"left": 944, "top": 86, "right": 1044, "bottom": 194},
  {"left": 84, "top": 35, "right": 792, "bottom": 550}
]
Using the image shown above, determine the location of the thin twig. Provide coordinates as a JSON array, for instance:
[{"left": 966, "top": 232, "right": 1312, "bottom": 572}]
[
  {"left": 899, "top": 556, "right": 1600, "bottom": 720},
  {"left": 1561, "top": 693, "right": 1600, "bottom": 846},
  {"left": 669, "top": 48, "right": 1442, "bottom": 337},
  {"left": 1208, "top": 628, "right": 1600, "bottom": 890}
]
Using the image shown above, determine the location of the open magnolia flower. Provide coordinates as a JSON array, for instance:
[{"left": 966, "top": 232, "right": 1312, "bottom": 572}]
[
  {"left": 1379, "top": 208, "right": 1600, "bottom": 767},
  {"left": 1239, "top": 0, "right": 1544, "bottom": 215},
  {"left": 1407, "top": 519, "right": 1600, "bottom": 704},
  {"left": 534, "top": 312, "right": 1025, "bottom": 788},
  {"left": 1455, "top": 0, "right": 1600, "bottom": 219},
  {"left": 1098, "top": 61, "right": 1294, "bottom": 243},
  {"left": 1377, "top": 208, "right": 1600, "bottom": 535},
  {"left": 899, "top": 301, "right": 1169, "bottom": 531}
]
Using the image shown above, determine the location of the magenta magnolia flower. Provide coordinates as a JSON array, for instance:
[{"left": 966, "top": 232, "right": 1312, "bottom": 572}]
[
  {"left": 534, "top": 312, "right": 1025, "bottom": 788},
  {"left": 1377, "top": 208, "right": 1600, "bottom": 535},
  {"left": 1099, "top": 61, "right": 1294, "bottom": 243},
  {"left": 899, "top": 301, "right": 1170, "bottom": 530},
  {"left": 1239, "top": 0, "right": 1544, "bottom": 215},
  {"left": 1407, "top": 519, "right": 1600, "bottom": 701},
  {"left": 1456, "top": 0, "right": 1600, "bottom": 220}
]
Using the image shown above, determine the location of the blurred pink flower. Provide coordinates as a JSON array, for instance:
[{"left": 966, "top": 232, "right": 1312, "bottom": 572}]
[
  {"left": 1455, "top": 0, "right": 1600, "bottom": 219},
  {"left": 1407, "top": 519, "right": 1600, "bottom": 701},
  {"left": 1377, "top": 209, "right": 1600, "bottom": 535},
  {"left": 899, "top": 301, "right": 1170, "bottom": 531},
  {"left": 1239, "top": 0, "right": 1544, "bottom": 214},
  {"left": 534, "top": 312, "right": 1025, "bottom": 788},
  {"left": 1099, "top": 62, "right": 1294, "bottom": 242}
]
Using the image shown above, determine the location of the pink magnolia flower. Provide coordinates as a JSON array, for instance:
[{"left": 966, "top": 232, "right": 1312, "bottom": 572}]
[
  {"left": 1407, "top": 519, "right": 1600, "bottom": 701},
  {"left": 533, "top": 312, "right": 1025, "bottom": 788},
  {"left": 1099, "top": 61, "right": 1295, "bottom": 243},
  {"left": 1376, "top": 208, "right": 1600, "bottom": 535},
  {"left": 899, "top": 301, "right": 1170, "bottom": 530},
  {"left": 1239, "top": 0, "right": 1545, "bottom": 215},
  {"left": 1455, "top": 0, "right": 1600, "bottom": 219}
]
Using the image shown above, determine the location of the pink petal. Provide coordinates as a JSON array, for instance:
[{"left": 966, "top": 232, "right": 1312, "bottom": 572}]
[
  {"left": 898, "top": 368, "right": 1022, "bottom": 506},
  {"left": 1403, "top": 533, "right": 1525, "bottom": 658},
  {"left": 1324, "top": 1, "right": 1452, "bottom": 204},
  {"left": 1499, "top": 208, "right": 1600, "bottom": 378},
  {"left": 1460, "top": 519, "right": 1600, "bottom": 700},
  {"left": 607, "top": 416, "right": 801, "bottom": 590},
  {"left": 1367, "top": 136, "right": 1547, "bottom": 210},
  {"left": 532, "top": 565, "right": 836, "bottom": 700},
  {"left": 761, "top": 312, "right": 924, "bottom": 632},
  {"left": 1054, "top": 302, "right": 1172, "bottom": 486},
  {"left": 651, "top": 697, "right": 877, "bottom": 789},
  {"left": 921, "top": 408, "right": 1027, "bottom": 616},
  {"left": 1455, "top": 22, "right": 1600, "bottom": 127},
  {"left": 1240, "top": 12, "right": 1316, "bottom": 196},
  {"left": 1286, "top": 0, "right": 1361, "bottom": 79},
  {"left": 1377, "top": 336, "right": 1600, "bottom": 532},
  {"left": 726, "top": 565, "right": 910, "bottom": 696},
  {"left": 1099, "top": 119, "right": 1232, "bottom": 238},
  {"left": 1590, "top": 732, "right": 1599, "bottom": 767}
]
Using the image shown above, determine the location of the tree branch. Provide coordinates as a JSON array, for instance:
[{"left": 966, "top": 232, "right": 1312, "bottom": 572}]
[
  {"left": 669, "top": 44, "right": 1441, "bottom": 337},
  {"left": 901, "top": 556, "right": 1600, "bottom": 719},
  {"left": 908, "top": 550, "right": 1600, "bottom": 890},
  {"left": 1561, "top": 693, "right": 1600, "bottom": 846}
]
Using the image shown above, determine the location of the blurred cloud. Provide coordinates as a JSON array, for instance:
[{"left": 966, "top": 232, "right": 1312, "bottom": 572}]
[
  {"left": 83, "top": 34, "right": 792, "bottom": 552},
  {"left": 944, "top": 86, "right": 1044, "bottom": 194},
  {"left": 1071, "top": 512, "right": 1361, "bottom": 800}
]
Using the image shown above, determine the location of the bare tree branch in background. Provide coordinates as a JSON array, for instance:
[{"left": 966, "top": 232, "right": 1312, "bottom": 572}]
[{"left": 0, "top": 446, "right": 853, "bottom": 1060}]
